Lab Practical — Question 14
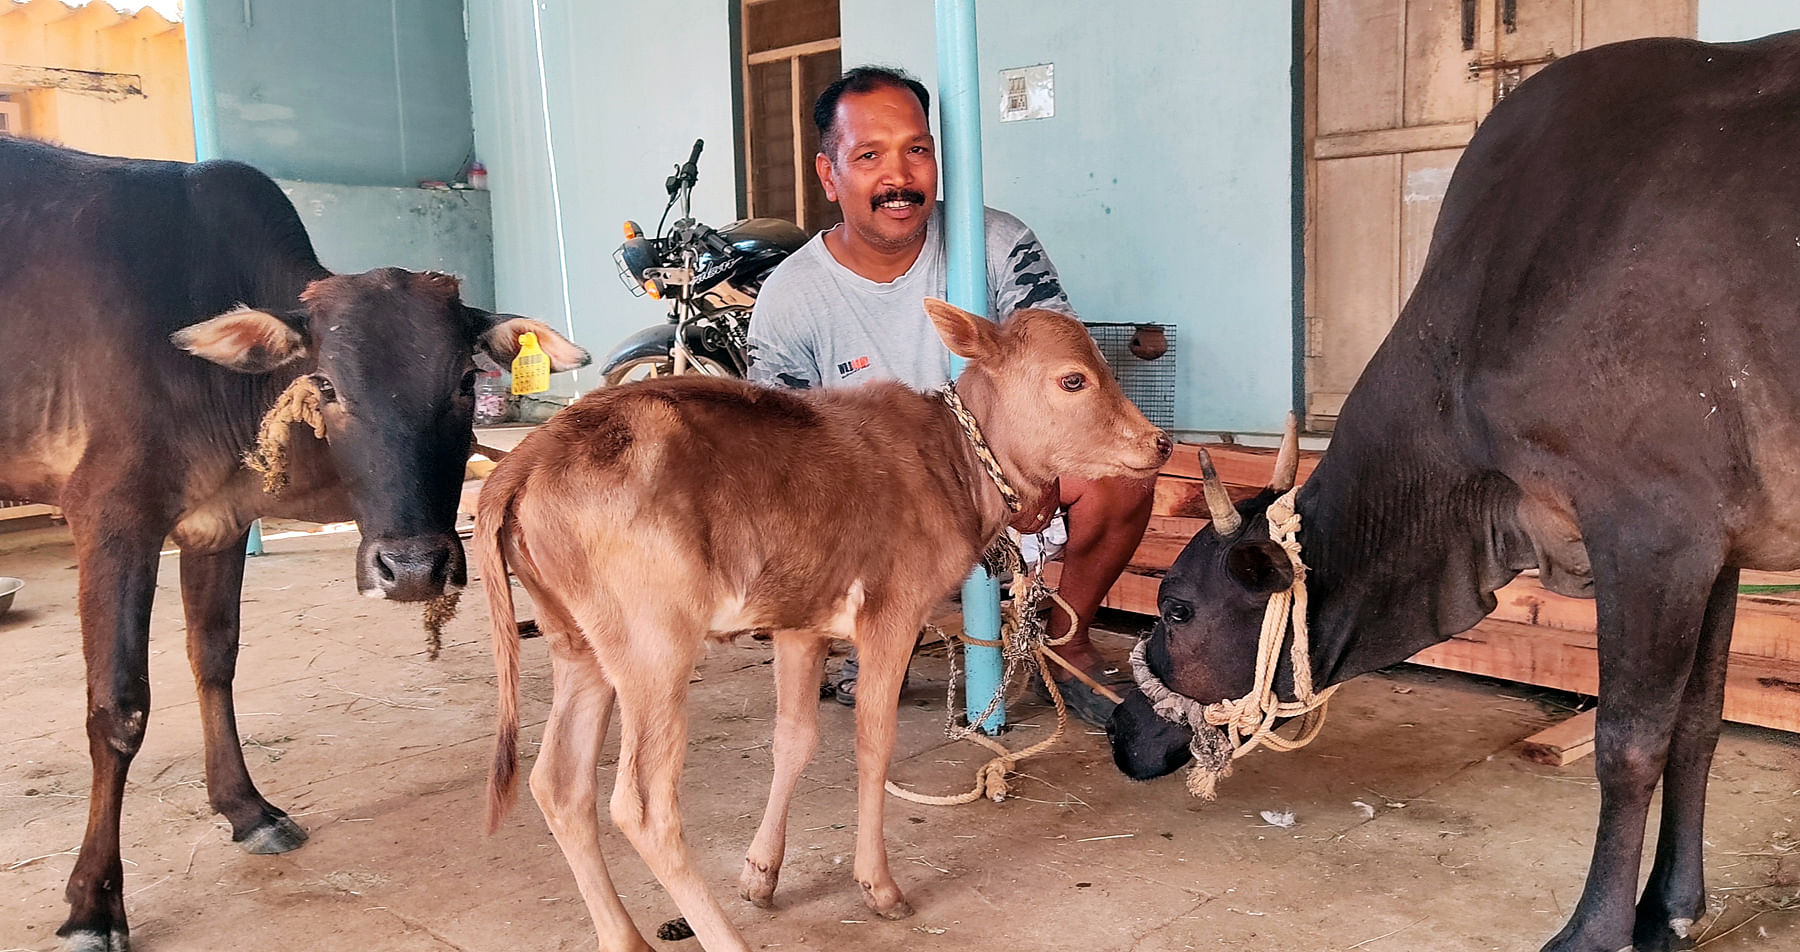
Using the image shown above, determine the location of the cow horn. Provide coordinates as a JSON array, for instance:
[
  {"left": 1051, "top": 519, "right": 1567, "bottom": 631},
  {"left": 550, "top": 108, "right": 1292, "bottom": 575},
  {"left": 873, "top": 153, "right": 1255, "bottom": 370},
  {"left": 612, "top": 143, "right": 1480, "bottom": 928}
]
[
  {"left": 1270, "top": 411, "right": 1300, "bottom": 492},
  {"left": 1197, "top": 449, "right": 1242, "bottom": 536}
]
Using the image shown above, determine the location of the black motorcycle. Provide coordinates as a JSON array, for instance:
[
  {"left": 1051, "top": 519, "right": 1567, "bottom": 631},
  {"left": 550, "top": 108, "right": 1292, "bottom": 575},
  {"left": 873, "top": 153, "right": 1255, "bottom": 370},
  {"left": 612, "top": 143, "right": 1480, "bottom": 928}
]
[{"left": 601, "top": 139, "right": 807, "bottom": 384}]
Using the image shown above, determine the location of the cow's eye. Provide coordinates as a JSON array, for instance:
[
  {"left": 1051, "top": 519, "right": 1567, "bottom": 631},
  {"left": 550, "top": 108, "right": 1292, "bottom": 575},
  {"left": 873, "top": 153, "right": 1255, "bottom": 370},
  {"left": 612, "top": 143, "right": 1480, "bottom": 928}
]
[
  {"left": 309, "top": 373, "right": 339, "bottom": 404},
  {"left": 1163, "top": 600, "right": 1194, "bottom": 625},
  {"left": 1060, "top": 373, "right": 1087, "bottom": 393}
]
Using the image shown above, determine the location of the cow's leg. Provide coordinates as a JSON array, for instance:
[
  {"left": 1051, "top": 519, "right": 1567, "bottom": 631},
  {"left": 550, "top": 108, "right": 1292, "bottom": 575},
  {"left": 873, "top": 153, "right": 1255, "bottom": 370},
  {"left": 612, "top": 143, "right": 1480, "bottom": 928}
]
[
  {"left": 525, "top": 593, "right": 651, "bottom": 952},
  {"left": 1632, "top": 566, "right": 1737, "bottom": 952},
  {"left": 740, "top": 630, "right": 830, "bottom": 908},
  {"left": 180, "top": 537, "right": 306, "bottom": 854},
  {"left": 849, "top": 617, "right": 915, "bottom": 920},
  {"left": 603, "top": 617, "right": 751, "bottom": 952},
  {"left": 1541, "top": 526, "right": 1718, "bottom": 952},
  {"left": 57, "top": 511, "right": 167, "bottom": 952}
]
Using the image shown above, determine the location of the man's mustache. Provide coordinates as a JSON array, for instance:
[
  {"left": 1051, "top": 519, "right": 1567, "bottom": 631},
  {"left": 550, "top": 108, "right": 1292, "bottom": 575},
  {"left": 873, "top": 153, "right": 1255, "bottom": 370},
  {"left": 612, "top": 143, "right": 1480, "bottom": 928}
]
[{"left": 871, "top": 189, "right": 927, "bottom": 211}]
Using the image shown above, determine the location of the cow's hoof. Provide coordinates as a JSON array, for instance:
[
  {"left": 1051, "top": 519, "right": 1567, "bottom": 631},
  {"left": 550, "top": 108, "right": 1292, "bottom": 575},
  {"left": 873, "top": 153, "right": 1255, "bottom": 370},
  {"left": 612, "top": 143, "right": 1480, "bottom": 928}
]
[
  {"left": 739, "top": 858, "right": 778, "bottom": 909},
  {"left": 857, "top": 880, "right": 914, "bottom": 921},
  {"left": 58, "top": 927, "right": 129, "bottom": 952},
  {"left": 1630, "top": 918, "right": 1696, "bottom": 952},
  {"left": 235, "top": 814, "right": 308, "bottom": 854}
]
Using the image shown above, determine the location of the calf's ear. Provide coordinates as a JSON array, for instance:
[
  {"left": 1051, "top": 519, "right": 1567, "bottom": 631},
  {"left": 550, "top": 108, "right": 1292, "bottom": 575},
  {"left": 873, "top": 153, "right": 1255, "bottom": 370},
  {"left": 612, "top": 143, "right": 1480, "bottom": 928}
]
[
  {"left": 472, "top": 310, "right": 591, "bottom": 372},
  {"left": 924, "top": 298, "right": 1000, "bottom": 362},
  {"left": 1226, "top": 538, "right": 1296, "bottom": 595},
  {"left": 171, "top": 306, "right": 309, "bottom": 374}
]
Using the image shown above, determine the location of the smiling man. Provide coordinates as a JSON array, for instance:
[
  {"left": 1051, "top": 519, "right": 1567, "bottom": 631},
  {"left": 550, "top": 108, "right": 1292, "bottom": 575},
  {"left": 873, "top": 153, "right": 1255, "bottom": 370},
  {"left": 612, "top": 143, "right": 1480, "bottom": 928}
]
[{"left": 748, "top": 66, "right": 1155, "bottom": 726}]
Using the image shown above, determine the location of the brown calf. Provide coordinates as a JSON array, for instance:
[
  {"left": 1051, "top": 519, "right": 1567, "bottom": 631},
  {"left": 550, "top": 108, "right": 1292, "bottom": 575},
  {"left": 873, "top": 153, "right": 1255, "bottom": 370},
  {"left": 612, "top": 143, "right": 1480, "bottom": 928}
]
[{"left": 478, "top": 300, "right": 1171, "bottom": 951}]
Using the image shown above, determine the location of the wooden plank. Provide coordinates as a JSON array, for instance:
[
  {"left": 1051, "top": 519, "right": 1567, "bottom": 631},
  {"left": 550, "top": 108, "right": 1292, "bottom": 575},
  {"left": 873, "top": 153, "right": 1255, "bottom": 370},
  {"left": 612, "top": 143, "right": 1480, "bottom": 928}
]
[
  {"left": 0, "top": 503, "right": 57, "bottom": 521},
  {"left": 1313, "top": 121, "right": 1475, "bottom": 159},
  {"left": 0, "top": 64, "right": 143, "bottom": 99},
  {"left": 1490, "top": 574, "right": 1800, "bottom": 665},
  {"left": 1161, "top": 443, "right": 1323, "bottom": 486},
  {"left": 1409, "top": 618, "right": 1800, "bottom": 733},
  {"left": 1520, "top": 709, "right": 1597, "bottom": 766}
]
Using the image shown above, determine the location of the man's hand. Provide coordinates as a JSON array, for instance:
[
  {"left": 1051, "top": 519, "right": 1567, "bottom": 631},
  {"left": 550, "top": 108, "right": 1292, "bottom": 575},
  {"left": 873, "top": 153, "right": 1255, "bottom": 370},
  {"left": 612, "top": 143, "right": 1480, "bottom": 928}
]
[{"left": 1010, "top": 478, "right": 1061, "bottom": 534}]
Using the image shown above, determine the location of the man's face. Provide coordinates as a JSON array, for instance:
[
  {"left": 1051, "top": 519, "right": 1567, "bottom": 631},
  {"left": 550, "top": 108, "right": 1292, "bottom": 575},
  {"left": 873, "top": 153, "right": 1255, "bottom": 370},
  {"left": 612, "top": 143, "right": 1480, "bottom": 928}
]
[{"left": 817, "top": 85, "right": 939, "bottom": 254}]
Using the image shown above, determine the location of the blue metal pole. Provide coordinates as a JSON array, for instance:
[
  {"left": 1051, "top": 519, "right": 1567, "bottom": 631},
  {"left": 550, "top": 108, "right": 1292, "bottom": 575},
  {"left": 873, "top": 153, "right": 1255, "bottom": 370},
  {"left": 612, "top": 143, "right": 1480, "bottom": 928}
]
[
  {"left": 184, "top": 2, "right": 260, "bottom": 556},
  {"left": 936, "top": 0, "right": 1004, "bottom": 734},
  {"left": 183, "top": 0, "right": 220, "bottom": 162}
]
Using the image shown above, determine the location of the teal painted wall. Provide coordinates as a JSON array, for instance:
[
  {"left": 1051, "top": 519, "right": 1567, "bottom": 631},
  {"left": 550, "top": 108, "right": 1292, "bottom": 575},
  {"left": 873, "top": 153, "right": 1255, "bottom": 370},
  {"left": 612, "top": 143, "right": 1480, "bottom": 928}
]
[
  {"left": 1700, "top": 0, "right": 1800, "bottom": 41},
  {"left": 187, "top": 0, "right": 493, "bottom": 337},
  {"left": 842, "top": 0, "right": 1296, "bottom": 435},
  {"left": 280, "top": 182, "right": 496, "bottom": 311},
  {"left": 466, "top": 0, "right": 738, "bottom": 394},
  {"left": 192, "top": 0, "right": 474, "bottom": 187}
]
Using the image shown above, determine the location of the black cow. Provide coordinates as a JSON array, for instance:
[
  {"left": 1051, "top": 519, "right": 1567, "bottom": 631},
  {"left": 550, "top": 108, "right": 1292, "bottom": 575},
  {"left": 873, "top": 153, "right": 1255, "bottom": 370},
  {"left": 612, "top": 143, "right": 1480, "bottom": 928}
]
[
  {"left": 0, "top": 138, "right": 587, "bottom": 951},
  {"left": 1109, "top": 31, "right": 1800, "bottom": 952}
]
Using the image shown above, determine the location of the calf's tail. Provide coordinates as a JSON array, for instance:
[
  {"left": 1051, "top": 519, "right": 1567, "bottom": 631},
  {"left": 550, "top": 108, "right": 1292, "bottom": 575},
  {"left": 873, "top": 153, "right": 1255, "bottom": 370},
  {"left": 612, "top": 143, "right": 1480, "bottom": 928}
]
[{"left": 477, "top": 459, "right": 530, "bottom": 834}]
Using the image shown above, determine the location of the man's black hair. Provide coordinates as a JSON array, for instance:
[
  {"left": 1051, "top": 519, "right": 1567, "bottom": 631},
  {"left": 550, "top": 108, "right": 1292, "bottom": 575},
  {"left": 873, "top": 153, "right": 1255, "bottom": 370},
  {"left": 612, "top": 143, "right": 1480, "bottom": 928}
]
[{"left": 814, "top": 66, "right": 931, "bottom": 162}]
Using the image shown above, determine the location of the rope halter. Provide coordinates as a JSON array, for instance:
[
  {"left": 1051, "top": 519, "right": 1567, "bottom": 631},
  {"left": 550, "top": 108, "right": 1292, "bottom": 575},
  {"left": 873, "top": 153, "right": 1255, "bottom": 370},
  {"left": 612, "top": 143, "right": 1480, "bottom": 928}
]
[
  {"left": 937, "top": 381, "right": 1023, "bottom": 514},
  {"left": 1129, "top": 486, "right": 1339, "bottom": 800},
  {"left": 245, "top": 374, "right": 327, "bottom": 496}
]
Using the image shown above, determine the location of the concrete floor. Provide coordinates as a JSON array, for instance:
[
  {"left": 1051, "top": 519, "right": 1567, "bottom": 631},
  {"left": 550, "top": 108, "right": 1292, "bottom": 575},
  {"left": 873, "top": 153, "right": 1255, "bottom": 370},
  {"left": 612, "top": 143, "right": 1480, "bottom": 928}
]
[{"left": 2, "top": 521, "right": 1797, "bottom": 951}]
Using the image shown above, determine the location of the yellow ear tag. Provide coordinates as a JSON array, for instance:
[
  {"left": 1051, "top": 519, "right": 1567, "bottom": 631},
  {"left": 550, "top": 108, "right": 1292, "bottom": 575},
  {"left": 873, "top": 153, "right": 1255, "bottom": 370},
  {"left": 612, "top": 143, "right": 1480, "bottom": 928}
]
[{"left": 511, "top": 331, "right": 550, "bottom": 395}]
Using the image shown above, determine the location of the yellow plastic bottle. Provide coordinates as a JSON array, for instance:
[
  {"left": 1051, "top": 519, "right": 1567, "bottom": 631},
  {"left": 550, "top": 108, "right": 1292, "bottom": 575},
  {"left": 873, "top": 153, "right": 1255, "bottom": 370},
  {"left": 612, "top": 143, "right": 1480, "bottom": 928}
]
[{"left": 511, "top": 332, "right": 550, "bottom": 395}]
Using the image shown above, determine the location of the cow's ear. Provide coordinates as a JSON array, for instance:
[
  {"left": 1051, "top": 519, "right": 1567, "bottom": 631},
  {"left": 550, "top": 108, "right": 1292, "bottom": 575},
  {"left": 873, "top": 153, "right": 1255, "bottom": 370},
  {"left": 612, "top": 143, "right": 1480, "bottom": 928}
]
[
  {"left": 171, "top": 307, "right": 309, "bottom": 374},
  {"left": 924, "top": 298, "right": 999, "bottom": 361},
  {"left": 472, "top": 310, "right": 591, "bottom": 372},
  {"left": 1226, "top": 537, "right": 1295, "bottom": 595}
]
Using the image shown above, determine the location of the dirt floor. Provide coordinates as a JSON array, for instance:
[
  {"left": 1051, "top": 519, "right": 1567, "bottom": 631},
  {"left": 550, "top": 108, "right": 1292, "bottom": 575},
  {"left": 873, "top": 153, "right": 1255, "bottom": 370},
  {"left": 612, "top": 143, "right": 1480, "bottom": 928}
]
[{"left": 2, "top": 519, "right": 1797, "bottom": 952}]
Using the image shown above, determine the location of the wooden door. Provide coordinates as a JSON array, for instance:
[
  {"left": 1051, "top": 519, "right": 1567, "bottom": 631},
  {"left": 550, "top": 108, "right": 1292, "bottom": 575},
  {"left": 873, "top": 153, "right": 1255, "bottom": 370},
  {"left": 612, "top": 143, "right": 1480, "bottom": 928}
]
[
  {"left": 740, "top": 0, "right": 842, "bottom": 235},
  {"left": 1303, "top": 0, "right": 1695, "bottom": 430}
]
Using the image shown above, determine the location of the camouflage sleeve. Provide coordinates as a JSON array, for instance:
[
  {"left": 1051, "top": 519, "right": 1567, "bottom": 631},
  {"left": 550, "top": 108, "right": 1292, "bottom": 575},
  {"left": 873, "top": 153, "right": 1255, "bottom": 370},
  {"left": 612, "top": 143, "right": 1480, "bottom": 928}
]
[{"left": 988, "top": 212, "right": 1074, "bottom": 318}]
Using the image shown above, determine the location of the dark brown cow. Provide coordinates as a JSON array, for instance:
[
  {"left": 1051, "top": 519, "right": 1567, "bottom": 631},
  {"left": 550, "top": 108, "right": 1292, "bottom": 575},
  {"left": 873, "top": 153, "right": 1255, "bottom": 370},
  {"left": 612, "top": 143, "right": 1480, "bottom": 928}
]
[
  {"left": 0, "top": 137, "right": 587, "bottom": 952},
  {"left": 1109, "top": 31, "right": 1800, "bottom": 952},
  {"left": 478, "top": 301, "right": 1171, "bottom": 951}
]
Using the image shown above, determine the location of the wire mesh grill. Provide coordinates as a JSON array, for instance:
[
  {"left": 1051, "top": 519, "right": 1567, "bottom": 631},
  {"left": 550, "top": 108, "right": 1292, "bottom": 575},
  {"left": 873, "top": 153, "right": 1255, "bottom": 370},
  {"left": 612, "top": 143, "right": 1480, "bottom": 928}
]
[{"left": 1084, "top": 322, "right": 1177, "bottom": 431}]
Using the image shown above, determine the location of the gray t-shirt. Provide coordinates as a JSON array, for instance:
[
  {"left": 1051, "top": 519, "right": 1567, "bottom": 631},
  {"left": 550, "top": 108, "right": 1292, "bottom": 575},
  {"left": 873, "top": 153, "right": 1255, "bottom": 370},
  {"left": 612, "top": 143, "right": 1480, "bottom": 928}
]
[{"left": 746, "top": 203, "right": 1073, "bottom": 390}]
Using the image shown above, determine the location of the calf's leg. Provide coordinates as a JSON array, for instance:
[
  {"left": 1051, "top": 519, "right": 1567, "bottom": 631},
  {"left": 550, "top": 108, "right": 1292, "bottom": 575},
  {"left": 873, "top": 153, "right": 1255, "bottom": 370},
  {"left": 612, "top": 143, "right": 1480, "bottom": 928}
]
[
  {"left": 181, "top": 537, "right": 307, "bottom": 854},
  {"left": 529, "top": 623, "right": 651, "bottom": 952},
  {"left": 850, "top": 616, "right": 917, "bottom": 920},
  {"left": 1541, "top": 524, "right": 1719, "bottom": 952},
  {"left": 57, "top": 510, "right": 167, "bottom": 952},
  {"left": 602, "top": 615, "right": 751, "bottom": 952},
  {"left": 741, "top": 630, "right": 830, "bottom": 908},
  {"left": 1632, "top": 567, "right": 1737, "bottom": 952}
]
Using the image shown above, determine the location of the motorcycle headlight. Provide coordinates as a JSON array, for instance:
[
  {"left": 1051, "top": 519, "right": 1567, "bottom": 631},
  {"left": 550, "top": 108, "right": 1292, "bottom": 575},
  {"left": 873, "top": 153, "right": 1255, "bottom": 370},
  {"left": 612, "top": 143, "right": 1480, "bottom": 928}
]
[{"left": 613, "top": 246, "right": 646, "bottom": 296}]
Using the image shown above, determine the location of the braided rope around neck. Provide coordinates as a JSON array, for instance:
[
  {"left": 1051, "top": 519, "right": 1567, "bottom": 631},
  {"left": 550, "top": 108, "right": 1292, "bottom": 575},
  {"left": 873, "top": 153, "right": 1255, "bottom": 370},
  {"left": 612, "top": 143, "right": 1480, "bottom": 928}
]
[
  {"left": 1129, "top": 487, "right": 1339, "bottom": 799},
  {"left": 937, "top": 382, "right": 1023, "bottom": 514}
]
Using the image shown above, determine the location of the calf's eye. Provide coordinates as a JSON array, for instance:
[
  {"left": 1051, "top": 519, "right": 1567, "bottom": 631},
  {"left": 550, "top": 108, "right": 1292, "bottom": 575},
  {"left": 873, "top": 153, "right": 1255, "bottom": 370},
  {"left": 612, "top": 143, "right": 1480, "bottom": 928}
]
[
  {"left": 1164, "top": 600, "right": 1194, "bottom": 625},
  {"left": 1060, "top": 373, "right": 1087, "bottom": 392}
]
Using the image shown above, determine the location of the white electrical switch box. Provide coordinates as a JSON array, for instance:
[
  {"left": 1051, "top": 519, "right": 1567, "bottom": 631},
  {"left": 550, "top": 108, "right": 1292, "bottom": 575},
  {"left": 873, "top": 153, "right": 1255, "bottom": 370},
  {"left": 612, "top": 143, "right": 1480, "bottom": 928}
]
[{"left": 998, "top": 64, "right": 1054, "bottom": 122}]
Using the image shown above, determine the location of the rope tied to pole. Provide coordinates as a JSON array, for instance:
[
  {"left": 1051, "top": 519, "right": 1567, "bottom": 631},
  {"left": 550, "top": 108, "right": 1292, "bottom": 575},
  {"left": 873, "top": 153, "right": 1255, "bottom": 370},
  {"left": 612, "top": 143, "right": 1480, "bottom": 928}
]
[
  {"left": 885, "top": 533, "right": 1100, "bottom": 806},
  {"left": 1129, "top": 487, "right": 1338, "bottom": 800}
]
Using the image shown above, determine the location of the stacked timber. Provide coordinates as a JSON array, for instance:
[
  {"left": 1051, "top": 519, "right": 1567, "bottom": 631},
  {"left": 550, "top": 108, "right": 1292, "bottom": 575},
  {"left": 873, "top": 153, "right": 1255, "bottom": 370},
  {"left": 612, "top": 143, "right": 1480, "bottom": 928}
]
[{"left": 1057, "top": 443, "right": 1800, "bottom": 737}]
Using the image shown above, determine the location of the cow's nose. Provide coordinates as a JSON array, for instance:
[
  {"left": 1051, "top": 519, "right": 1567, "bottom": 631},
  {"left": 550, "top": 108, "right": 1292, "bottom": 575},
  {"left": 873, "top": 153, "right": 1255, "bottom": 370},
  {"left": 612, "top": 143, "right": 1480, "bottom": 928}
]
[
  {"left": 360, "top": 537, "right": 459, "bottom": 601},
  {"left": 1152, "top": 432, "right": 1173, "bottom": 463}
]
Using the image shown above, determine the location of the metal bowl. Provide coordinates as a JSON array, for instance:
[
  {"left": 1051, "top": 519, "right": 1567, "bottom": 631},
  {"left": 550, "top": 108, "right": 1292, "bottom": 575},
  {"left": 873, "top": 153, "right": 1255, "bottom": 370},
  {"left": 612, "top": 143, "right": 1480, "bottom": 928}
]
[{"left": 0, "top": 576, "right": 22, "bottom": 617}]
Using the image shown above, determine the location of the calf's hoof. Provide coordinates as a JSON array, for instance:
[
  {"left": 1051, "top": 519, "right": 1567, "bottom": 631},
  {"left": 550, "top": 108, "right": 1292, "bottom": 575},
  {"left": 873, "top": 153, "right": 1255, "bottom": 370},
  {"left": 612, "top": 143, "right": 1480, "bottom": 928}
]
[
  {"left": 857, "top": 880, "right": 914, "bottom": 920},
  {"left": 58, "top": 927, "right": 129, "bottom": 952},
  {"left": 739, "top": 858, "right": 779, "bottom": 909},
  {"left": 235, "top": 814, "right": 308, "bottom": 854}
]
